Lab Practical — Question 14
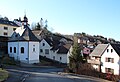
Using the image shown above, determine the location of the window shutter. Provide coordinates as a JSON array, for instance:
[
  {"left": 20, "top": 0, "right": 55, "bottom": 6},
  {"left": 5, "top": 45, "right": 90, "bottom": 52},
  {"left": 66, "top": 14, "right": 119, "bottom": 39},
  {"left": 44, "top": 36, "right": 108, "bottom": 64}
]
[
  {"left": 105, "top": 58, "right": 107, "bottom": 62},
  {"left": 112, "top": 58, "right": 114, "bottom": 63}
]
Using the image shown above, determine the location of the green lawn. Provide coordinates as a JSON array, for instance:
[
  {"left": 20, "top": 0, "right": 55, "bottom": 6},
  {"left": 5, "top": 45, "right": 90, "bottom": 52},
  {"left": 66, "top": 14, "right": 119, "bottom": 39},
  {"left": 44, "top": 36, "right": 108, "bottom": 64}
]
[{"left": 0, "top": 68, "right": 8, "bottom": 81}]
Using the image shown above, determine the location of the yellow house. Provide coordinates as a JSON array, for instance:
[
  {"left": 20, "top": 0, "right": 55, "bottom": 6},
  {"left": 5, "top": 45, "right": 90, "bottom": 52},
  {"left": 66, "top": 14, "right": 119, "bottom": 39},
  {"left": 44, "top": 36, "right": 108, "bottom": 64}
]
[{"left": 0, "top": 19, "right": 19, "bottom": 37}]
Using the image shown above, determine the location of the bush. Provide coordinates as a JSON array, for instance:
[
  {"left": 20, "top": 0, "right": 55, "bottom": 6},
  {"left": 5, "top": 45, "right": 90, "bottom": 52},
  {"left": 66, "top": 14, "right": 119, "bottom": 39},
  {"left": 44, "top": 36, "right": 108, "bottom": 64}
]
[
  {"left": 77, "top": 63, "right": 100, "bottom": 77},
  {"left": 66, "top": 63, "right": 120, "bottom": 82},
  {"left": 1, "top": 57, "right": 16, "bottom": 65}
]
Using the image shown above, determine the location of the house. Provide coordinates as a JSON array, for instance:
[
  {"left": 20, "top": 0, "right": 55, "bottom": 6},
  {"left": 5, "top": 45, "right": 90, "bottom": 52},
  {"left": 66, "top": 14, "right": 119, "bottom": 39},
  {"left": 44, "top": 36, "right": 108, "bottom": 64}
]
[
  {"left": 0, "top": 19, "right": 19, "bottom": 37},
  {"left": 39, "top": 38, "right": 52, "bottom": 59},
  {"left": 77, "top": 36, "right": 88, "bottom": 44},
  {"left": 101, "top": 44, "right": 120, "bottom": 75},
  {"left": 88, "top": 43, "right": 120, "bottom": 75},
  {"left": 39, "top": 36, "right": 73, "bottom": 64},
  {"left": 33, "top": 29, "right": 73, "bottom": 64},
  {"left": 0, "top": 18, "right": 20, "bottom": 57},
  {"left": 83, "top": 47, "right": 91, "bottom": 59},
  {"left": 88, "top": 44, "right": 108, "bottom": 71},
  {"left": 13, "top": 18, "right": 22, "bottom": 27},
  {"left": 51, "top": 43, "right": 72, "bottom": 64},
  {"left": 8, "top": 15, "right": 40, "bottom": 64}
]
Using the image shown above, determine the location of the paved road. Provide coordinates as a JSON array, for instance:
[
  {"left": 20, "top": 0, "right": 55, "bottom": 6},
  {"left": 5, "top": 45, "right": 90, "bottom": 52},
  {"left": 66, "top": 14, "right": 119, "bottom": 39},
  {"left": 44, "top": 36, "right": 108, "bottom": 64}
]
[{"left": 4, "top": 66, "right": 105, "bottom": 82}]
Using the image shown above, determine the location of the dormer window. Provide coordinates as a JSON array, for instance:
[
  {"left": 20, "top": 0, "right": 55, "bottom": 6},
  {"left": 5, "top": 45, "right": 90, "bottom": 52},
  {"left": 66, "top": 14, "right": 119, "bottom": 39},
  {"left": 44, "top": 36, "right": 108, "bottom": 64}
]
[
  {"left": 43, "top": 43, "right": 45, "bottom": 46},
  {"left": 107, "top": 49, "right": 109, "bottom": 52},
  {"left": 15, "top": 34, "right": 18, "bottom": 37}
]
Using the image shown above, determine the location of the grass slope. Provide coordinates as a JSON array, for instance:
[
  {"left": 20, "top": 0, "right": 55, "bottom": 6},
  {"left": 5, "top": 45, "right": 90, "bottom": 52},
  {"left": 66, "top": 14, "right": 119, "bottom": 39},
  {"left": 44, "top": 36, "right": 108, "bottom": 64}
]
[{"left": 0, "top": 68, "right": 8, "bottom": 81}]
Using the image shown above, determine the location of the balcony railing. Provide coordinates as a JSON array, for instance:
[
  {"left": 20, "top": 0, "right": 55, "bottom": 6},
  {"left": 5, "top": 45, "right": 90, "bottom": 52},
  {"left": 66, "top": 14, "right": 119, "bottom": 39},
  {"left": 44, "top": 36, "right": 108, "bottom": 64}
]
[{"left": 87, "top": 59, "right": 101, "bottom": 65}]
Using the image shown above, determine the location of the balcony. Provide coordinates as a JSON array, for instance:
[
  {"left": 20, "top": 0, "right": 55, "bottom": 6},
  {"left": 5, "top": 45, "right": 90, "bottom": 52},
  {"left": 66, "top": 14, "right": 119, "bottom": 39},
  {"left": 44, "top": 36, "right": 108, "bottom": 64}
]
[{"left": 87, "top": 59, "right": 101, "bottom": 65}]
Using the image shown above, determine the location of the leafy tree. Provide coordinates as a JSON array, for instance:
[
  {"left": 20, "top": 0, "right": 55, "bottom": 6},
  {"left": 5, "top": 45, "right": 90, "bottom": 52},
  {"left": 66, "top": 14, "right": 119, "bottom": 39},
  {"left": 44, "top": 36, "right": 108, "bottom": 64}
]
[
  {"left": 32, "top": 18, "right": 52, "bottom": 36},
  {"left": 69, "top": 42, "right": 83, "bottom": 73}
]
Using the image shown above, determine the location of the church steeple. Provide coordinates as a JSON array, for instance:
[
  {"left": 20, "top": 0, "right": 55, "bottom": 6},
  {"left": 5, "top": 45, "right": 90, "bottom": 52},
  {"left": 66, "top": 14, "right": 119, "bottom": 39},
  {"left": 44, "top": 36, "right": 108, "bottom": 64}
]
[{"left": 22, "top": 14, "right": 28, "bottom": 26}]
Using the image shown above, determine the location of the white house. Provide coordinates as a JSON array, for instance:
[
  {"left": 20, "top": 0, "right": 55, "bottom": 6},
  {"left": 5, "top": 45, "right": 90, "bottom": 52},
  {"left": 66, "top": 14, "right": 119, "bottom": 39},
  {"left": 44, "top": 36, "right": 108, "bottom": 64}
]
[
  {"left": 8, "top": 15, "right": 40, "bottom": 64},
  {"left": 39, "top": 36, "right": 73, "bottom": 64},
  {"left": 51, "top": 43, "right": 72, "bottom": 64},
  {"left": 88, "top": 44, "right": 108, "bottom": 71},
  {"left": 39, "top": 38, "right": 52, "bottom": 59},
  {"left": 101, "top": 44, "right": 120, "bottom": 75},
  {"left": 89, "top": 43, "right": 120, "bottom": 75}
]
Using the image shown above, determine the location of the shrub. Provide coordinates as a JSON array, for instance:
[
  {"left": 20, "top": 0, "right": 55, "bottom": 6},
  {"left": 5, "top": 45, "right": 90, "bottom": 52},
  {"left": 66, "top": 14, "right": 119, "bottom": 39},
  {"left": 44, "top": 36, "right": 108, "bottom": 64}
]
[
  {"left": 1, "top": 57, "right": 16, "bottom": 65},
  {"left": 65, "top": 63, "right": 120, "bottom": 81}
]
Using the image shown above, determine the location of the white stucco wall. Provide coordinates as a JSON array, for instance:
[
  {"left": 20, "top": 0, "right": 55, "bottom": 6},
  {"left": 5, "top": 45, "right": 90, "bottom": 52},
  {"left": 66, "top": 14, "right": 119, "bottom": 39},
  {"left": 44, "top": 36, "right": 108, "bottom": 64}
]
[
  {"left": 50, "top": 46, "right": 72, "bottom": 64},
  {"left": 8, "top": 42, "right": 28, "bottom": 63},
  {"left": 39, "top": 39, "right": 51, "bottom": 58},
  {"left": 67, "top": 46, "right": 72, "bottom": 63},
  {"left": 29, "top": 42, "right": 39, "bottom": 64},
  {"left": 8, "top": 41, "right": 40, "bottom": 64},
  {"left": 18, "top": 42, "right": 29, "bottom": 63},
  {"left": 50, "top": 51, "right": 68, "bottom": 64},
  {"left": 39, "top": 39, "right": 71, "bottom": 64},
  {"left": 8, "top": 42, "right": 18, "bottom": 58},
  {"left": 56, "top": 54, "right": 67, "bottom": 63},
  {"left": 50, "top": 51, "right": 57, "bottom": 60},
  {"left": 101, "top": 45, "right": 120, "bottom": 75}
]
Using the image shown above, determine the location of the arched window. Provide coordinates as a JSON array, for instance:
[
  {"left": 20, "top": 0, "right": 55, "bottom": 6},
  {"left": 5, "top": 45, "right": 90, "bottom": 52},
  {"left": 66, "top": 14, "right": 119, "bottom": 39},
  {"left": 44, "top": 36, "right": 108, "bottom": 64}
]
[
  {"left": 60, "top": 57, "right": 62, "bottom": 61},
  {"left": 10, "top": 47, "right": 12, "bottom": 53},
  {"left": 43, "top": 43, "right": 45, "bottom": 46},
  {"left": 14, "top": 47, "right": 16, "bottom": 53},
  {"left": 21, "top": 47, "right": 24, "bottom": 53}
]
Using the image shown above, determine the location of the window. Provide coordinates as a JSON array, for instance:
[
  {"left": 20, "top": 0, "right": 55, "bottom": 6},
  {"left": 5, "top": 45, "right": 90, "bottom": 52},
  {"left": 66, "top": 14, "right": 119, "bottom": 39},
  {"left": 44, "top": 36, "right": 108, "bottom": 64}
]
[
  {"left": 87, "top": 50, "right": 89, "bottom": 52},
  {"left": 15, "top": 34, "right": 18, "bottom": 37},
  {"left": 10, "top": 47, "right": 12, "bottom": 53},
  {"left": 108, "top": 58, "right": 111, "bottom": 62},
  {"left": 33, "top": 45, "right": 35, "bottom": 52},
  {"left": 43, "top": 43, "right": 45, "bottom": 46},
  {"left": 40, "top": 49, "right": 43, "bottom": 52},
  {"left": 33, "top": 48, "right": 35, "bottom": 52},
  {"left": 4, "top": 27, "right": 8, "bottom": 30},
  {"left": 13, "top": 28, "right": 16, "bottom": 31},
  {"left": 14, "top": 47, "right": 16, "bottom": 53},
  {"left": 111, "top": 58, "right": 114, "bottom": 63},
  {"left": 45, "top": 49, "right": 49, "bottom": 54},
  {"left": 21, "top": 47, "right": 24, "bottom": 53},
  {"left": 60, "top": 57, "right": 62, "bottom": 61},
  {"left": 53, "top": 56, "right": 55, "bottom": 60},
  {"left": 105, "top": 57, "right": 114, "bottom": 63},
  {"left": 111, "top": 49, "right": 113, "bottom": 53},
  {"left": 4, "top": 32, "right": 7, "bottom": 35},
  {"left": 107, "top": 49, "right": 109, "bottom": 52},
  {"left": 105, "top": 68, "right": 114, "bottom": 74}
]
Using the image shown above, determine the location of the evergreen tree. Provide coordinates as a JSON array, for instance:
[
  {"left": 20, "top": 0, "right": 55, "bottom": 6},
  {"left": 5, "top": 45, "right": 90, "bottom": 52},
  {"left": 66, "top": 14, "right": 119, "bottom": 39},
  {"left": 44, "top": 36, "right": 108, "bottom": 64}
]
[
  {"left": 69, "top": 42, "right": 83, "bottom": 73},
  {"left": 36, "top": 22, "right": 41, "bottom": 30}
]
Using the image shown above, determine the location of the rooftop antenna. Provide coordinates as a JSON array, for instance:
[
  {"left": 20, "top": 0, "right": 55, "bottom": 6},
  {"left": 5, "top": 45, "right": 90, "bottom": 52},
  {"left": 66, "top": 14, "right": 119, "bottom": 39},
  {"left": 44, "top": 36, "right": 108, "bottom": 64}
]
[{"left": 24, "top": 9, "right": 26, "bottom": 17}]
